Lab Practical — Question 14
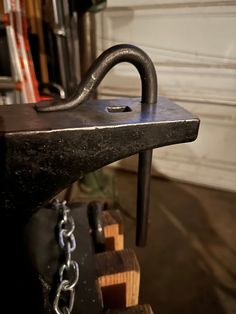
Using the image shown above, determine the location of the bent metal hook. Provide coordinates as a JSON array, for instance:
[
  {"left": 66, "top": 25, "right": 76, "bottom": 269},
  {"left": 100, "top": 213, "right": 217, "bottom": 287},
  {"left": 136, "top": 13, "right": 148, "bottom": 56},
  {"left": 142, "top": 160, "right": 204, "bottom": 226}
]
[{"left": 35, "top": 44, "right": 158, "bottom": 246}]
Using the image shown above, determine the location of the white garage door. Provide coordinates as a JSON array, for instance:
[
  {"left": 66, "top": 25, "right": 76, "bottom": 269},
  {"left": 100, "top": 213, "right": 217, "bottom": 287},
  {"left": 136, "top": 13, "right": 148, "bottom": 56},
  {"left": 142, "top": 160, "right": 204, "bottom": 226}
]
[{"left": 96, "top": 0, "right": 236, "bottom": 192}]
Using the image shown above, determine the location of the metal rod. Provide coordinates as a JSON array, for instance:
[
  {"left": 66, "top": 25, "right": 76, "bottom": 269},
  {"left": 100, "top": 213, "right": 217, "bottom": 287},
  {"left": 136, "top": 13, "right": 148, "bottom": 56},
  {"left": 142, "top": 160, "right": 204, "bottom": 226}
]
[
  {"left": 136, "top": 149, "right": 153, "bottom": 246},
  {"left": 78, "top": 11, "right": 96, "bottom": 79},
  {"left": 52, "top": 0, "right": 70, "bottom": 94}
]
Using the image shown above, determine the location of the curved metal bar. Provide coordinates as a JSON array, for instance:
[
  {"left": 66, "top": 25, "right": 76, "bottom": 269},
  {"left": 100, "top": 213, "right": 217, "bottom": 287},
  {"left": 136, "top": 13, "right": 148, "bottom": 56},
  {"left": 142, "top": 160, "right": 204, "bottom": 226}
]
[
  {"left": 35, "top": 44, "right": 157, "bottom": 111},
  {"left": 35, "top": 44, "right": 158, "bottom": 247},
  {"left": 38, "top": 82, "right": 66, "bottom": 99}
]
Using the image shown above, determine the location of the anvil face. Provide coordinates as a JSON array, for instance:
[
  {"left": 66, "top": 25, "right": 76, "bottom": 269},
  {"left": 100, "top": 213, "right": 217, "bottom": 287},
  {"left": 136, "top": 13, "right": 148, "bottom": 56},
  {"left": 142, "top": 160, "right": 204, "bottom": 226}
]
[{"left": 0, "top": 97, "right": 199, "bottom": 215}]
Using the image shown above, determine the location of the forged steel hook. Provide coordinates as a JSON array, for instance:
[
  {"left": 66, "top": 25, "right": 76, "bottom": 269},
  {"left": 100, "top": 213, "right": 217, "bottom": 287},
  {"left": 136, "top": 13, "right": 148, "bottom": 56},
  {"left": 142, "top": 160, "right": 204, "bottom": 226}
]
[
  {"left": 35, "top": 44, "right": 158, "bottom": 246},
  {"left": 35, "top": 44, "right": 157, "bottom": 111}
]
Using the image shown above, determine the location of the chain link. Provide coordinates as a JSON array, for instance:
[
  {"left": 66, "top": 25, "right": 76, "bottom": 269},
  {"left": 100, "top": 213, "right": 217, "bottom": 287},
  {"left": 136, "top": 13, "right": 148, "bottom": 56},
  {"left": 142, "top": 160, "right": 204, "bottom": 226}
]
[{"left": 53, "top": 200, "right": 79, "bottom": 314}]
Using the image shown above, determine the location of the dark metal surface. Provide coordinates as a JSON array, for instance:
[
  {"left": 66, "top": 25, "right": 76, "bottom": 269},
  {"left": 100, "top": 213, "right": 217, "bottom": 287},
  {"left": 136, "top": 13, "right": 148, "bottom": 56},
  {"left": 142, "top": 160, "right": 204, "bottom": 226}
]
[
  {"left": 0, "top": 96, "right": 199, "bottom": 218},
  {"left": 39, "top": 82, "right": 66, "bottom": 99},
  {"left": 78, "top": 11, "right": 97, "bottom": 79},
  {"left": 74, "top": 0, "right": 107, "bottom": 13},
  {"left": 137, "top": 149, "right": 153, "bottom": 246},
  {"left": 88, "top": 201, "right": 105, "bottom": 252},
  {"left": 3, "top": 202, "right": 103, "bottom": 314},
  {"left": 52, "top": 0, "right": 75, "bottom": 94}
]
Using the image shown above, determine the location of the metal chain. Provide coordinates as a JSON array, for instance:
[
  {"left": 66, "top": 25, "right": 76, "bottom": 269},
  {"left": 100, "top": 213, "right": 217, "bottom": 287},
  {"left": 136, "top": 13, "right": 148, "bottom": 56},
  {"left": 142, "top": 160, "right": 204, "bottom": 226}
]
[{"left": 53, "top": 200, "right": 79, "bottom": 314}]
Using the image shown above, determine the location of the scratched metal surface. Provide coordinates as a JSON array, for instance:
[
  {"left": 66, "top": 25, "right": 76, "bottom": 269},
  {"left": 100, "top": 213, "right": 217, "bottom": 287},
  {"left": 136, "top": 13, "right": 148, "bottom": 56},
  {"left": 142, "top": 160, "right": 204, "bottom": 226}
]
[
  {"left": 0, "top": 97, "right": 199, "bottom": 215},
  {"left": 0, "top": 97, "right": 198, "bottom": 133}
]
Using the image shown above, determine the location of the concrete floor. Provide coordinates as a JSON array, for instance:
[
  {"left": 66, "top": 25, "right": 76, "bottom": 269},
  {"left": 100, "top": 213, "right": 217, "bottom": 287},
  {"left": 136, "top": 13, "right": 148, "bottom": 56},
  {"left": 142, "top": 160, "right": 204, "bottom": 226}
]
[{"left": 112, "top": 169, "right": 236, "bottom": 314}]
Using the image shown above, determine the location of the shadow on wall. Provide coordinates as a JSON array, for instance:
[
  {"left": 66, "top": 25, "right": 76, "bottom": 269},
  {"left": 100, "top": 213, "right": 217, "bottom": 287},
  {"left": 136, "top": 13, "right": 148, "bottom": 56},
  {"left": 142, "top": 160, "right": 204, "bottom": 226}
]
[{"left": 113, "top": 156, "right": 236, "bottom": 314}]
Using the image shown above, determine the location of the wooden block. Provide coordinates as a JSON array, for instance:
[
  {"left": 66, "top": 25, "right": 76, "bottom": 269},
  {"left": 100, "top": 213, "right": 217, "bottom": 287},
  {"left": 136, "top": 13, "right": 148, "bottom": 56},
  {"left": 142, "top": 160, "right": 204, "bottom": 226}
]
[
  {"left": 96, "top": 249, "right": 140, "bottom": 309},
  {"left": 103, "top": 210, "right": 124, "bottom": 251},
  {"left": 106, "top": 304, "right": 154, "bottom": 314}
]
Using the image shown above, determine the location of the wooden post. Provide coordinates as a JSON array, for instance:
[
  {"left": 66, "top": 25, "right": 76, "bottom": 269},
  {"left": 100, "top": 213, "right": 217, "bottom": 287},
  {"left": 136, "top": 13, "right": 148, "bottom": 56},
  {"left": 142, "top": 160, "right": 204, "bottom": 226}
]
[
  {"left": 96, "top": 249, "right": 140, "bottom": 309},
  {"left": 103, "top": 210, "right": 124, "bottom": 251},
  {"left": 106, "top": 304, "right": 154, "bottom": 314}
]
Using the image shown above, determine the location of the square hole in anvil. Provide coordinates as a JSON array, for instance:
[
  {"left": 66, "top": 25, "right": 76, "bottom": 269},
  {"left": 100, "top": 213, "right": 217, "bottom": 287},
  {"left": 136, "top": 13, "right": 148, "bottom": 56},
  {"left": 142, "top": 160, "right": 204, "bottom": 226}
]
[{"left": 106, "top": 106, "right": 132, "bottom": 113}]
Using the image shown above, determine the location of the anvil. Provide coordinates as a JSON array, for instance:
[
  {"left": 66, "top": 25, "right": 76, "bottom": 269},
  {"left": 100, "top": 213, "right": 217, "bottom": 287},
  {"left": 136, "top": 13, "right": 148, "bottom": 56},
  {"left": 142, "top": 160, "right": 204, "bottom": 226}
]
[
  {"left": 0, "top": 44, "right": 199, "bottom": 313},
  {"left": 0, "top": 44, "right": 200, "bottom": 245},
  {"left": 0, "top": 96, "right": 199, "bottom": 231}
]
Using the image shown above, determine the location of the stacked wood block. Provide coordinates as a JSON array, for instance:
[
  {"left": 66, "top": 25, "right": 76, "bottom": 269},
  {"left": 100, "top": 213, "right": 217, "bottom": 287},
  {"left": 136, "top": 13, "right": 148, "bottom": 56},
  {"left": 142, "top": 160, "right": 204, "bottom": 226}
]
[
  {"left": 102, "top": 210, "right": 124, "bottom": 251},
  {"left": 95, "top": 209, "right": 154, "bottom": 313},
  {"left": 106, "top": 304, "right": 154, "bottom": 314}
]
